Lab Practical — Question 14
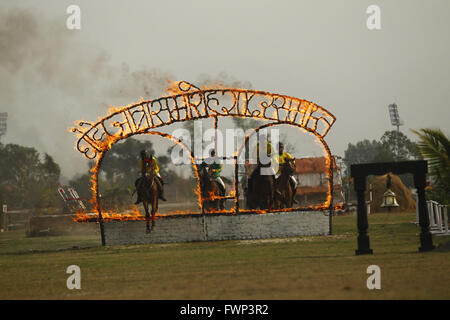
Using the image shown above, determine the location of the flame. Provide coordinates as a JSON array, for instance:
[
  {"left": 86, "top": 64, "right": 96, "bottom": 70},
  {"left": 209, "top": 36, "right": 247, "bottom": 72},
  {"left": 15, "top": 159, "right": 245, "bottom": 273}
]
[
  {"left": 72, "top": 200, "right": 336, "bottom": 223},
  {"left": 72, "top": 207, "right": 202, "bottom": 223},
  {"left": 164, "top": 80, "right": 185, "bottom": 95},
  {"left": 333, "top": 202, "right": 345, "bottom": 211},
  {"left": 164, "top": 80, "right": 245, "bottom": 96}
]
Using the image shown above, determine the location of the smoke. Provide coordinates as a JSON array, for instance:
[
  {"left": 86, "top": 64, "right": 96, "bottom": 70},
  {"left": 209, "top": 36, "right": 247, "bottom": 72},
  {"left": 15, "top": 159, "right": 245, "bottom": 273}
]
[
  {"left": 0, "top": 9, "right": 39, "bottom": 73},
  {"left": 0, "top": 8, "right": 174, "bottom": 180},
  {"left": 0, "top": 7, "right": 259, "bottom": 182},
  {"left": 196, "top": 72, "right": 254, "bottom": 90},
  {"left": 0, "top": 9, "right": 173, "bottom": 98}
]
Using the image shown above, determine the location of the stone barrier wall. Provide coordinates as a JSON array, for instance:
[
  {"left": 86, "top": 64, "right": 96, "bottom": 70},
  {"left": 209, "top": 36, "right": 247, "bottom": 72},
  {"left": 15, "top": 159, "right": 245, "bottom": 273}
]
[{"left": 103, "top": 211, "right": 330, "bottom": 246}]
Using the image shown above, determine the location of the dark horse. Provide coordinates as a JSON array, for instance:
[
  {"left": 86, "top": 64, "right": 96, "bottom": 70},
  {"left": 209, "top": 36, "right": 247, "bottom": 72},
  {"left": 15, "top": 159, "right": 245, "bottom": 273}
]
[
  {"left": 135, "top": 170, "right": 159, "bottom": 233},
  {"left": 275, "top": 158, "right": 297, "bottom": 209},
  {"left": 199, "top": 165, "right": 224, "bottom": 211},
  {"left": 246, "top": 163, "right": 275, "bottom": 210}
]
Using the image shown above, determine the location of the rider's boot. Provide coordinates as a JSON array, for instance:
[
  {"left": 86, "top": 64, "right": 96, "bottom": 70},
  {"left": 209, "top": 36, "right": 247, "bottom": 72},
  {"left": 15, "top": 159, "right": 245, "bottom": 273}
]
[
  {"left": 274, "top": 176, "right": 282, "bottom": 197},
  {"left": 272, "top": 176, "right": 280, "bottom": 204},
  {"left": 219, "top": 183, "right": 226, "bottom": 197},
  {"left": 289, "top": 177, "right": 298, "bottom": 204}
]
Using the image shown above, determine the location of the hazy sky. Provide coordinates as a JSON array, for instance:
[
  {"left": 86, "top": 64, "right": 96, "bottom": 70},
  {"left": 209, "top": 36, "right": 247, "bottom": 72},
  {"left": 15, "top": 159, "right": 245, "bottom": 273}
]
[{"left": 1, "top": 0, "right": 449, "bottom": 180}]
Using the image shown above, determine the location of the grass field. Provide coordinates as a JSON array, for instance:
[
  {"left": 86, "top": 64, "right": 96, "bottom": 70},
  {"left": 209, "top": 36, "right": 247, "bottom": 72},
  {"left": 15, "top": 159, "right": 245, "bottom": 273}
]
[{"left": 0, "top": 211, "right": 449, "bottom": 299}]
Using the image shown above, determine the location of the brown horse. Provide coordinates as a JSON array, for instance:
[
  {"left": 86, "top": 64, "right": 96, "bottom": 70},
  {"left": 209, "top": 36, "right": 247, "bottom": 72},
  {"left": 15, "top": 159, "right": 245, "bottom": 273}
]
[
  {"left": 135, "top": 170, "right": 159, "bottom": 233},
  {"left": 275, "top": 158, "right": 297, "bottom": 209},
  {"left": 199, "top": 165, "right": 224, "bottom": 211},
  {"left": 246, "top": 163, "right": 275, "bottom": 210}
]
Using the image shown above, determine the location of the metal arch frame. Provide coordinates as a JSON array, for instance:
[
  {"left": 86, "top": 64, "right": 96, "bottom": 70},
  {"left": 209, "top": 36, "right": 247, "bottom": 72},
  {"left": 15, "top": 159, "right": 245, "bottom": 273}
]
[
  {"left": 71, "top": 81, "right": 336, "bottom": 160},
  {"left": 71, "top": 81, "right": 338, "bottom": 237}
]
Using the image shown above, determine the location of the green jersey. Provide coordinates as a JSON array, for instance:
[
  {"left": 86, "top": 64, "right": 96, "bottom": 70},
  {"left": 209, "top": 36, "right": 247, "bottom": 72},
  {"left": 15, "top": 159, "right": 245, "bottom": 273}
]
[{"left": 200, "top": 157, "right": 222, "bottom": 179}]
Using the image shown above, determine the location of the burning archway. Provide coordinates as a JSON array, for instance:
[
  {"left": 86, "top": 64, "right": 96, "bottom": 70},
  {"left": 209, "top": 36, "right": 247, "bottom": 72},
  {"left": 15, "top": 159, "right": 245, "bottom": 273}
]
[{"left": 71, "top": 81, "right": 337, "bottom": 224}]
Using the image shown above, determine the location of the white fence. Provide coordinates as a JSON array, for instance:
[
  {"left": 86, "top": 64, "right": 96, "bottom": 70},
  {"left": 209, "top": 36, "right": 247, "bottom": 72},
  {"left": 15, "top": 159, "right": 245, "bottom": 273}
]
[{"left": 415, "top": 199, "right": 449, "bottom": 235}]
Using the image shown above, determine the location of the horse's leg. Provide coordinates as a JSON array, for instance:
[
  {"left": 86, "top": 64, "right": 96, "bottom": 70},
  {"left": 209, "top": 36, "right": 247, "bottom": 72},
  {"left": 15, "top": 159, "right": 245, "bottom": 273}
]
[
  {"left": 264, "top": 191, "right": 272, "bottom": 210},
  {"left": 261, "top": 186, "right": 270, "bottom": 210},
  {"left": 284, "top": 191, "right": 288, "bottom": 209},
  {"left": 286, "top": 183, "right": 293, "bottom": 208},
  {"left": 218, "top": 184, "right": 224, "bottom": 210},
  {"left": 289, "top": 186, "right": 293, "bottom": 208},
  {"left": 269, "top": 176, "right": 276, "bottom": 210},
  {"left": 279, "top": 189, "right": 285, "bottom": 209},
  {"left": 273, "top": 192, "right": 278, "bottom": 210},
  {"left": 291, "top": 185, "right": 296, "bottom": 207},
  {"left": 151, "top": 189, "right": 157, "bottom": 230},
  {"left": 216, "top": 185, "right": 221, "bottom": 211},
  {"left": 144, "top": 200, "right": 151, "bottom": 234},
  {"left": 247, "top": 187, "right": 254, "bottom": 209},
  {"left": 269, "top": 181, "right": 274, "bottom": 210}
]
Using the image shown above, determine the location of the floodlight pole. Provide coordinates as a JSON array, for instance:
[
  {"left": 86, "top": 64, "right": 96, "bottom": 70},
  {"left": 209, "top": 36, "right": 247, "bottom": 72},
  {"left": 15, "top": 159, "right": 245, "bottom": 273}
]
[
  {"left": 388, "top": 104, "right": 402, "bottom": 158},
  {"left": 396, "top": 124, "right": 399, "bottom": 158}
]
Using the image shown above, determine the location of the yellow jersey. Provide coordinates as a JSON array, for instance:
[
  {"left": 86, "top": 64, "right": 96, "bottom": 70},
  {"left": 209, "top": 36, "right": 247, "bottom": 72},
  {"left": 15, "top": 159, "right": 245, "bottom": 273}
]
[
  {"left": 139, "top": 156, "right": 159, "bottom": 175},
  {"left": 275, "top": 152, "right": 293, "bottom": 164},
  {"left": 274, "top": 152, "right": 294, "bottom": 174}
]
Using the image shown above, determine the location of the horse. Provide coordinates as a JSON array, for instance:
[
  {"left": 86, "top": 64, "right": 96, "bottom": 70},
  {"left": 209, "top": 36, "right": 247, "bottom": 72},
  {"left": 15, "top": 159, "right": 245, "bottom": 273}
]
[
  {"left": 275, "top": 158, "right": 297, "bottom": 209},
  {"left": 199, "top": 165, "right": 224, "bottom": 212},
  {"left": 135, "top": 170, "right": 159, "bottom": 233},
  {"left": 246, "top": 163, "right": 275, "bottom": 210}
]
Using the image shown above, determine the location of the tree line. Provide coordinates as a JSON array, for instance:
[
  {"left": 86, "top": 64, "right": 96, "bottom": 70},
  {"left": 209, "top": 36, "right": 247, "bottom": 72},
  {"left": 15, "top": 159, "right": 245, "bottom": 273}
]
[
  {"left": 0, "top": 138, "right": 197, "bottom": 211},
  {"left": 0, "top": 128, "right": 448, "bottom": 211},
  {"left": 343, "top": 129, "right": 449, "bottom": 205},
  {"left": 0, "top": 144, "right": 61, "bottom": 210}
]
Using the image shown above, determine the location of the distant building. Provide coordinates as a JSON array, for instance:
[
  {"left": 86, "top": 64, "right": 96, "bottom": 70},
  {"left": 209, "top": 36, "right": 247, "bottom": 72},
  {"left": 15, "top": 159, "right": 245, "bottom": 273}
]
[
  {"left": 294, "top": 156, "right": 342, "bottom": 200},
  {"left": 241, "top": 156, "right": 343, "bottom": 203}
]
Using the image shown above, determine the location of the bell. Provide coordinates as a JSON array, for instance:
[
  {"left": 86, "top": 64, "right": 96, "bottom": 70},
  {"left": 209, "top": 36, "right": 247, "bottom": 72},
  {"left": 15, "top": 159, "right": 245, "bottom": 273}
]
[
  {"left": 380, "top": 189, "right": 400, "bottom": 209},
  {"left": 380, "top": 173, "right": 399, "bottom": 212}
]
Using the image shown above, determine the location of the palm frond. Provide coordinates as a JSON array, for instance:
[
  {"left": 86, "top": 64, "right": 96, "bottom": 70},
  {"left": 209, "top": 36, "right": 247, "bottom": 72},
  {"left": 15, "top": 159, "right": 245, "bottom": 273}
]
[{"left": 412, "top": 128, "right": 450, "bottom": 181}]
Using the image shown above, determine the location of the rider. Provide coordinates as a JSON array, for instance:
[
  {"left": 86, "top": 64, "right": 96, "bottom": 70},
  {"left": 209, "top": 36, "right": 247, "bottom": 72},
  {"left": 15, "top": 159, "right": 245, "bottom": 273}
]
[
  {"left": 199, "top": 149, "right": 226, "bottom": 197},
  {"left": 255, "top": 133, "right": 273, "bottom": 166},
  {"left": 274, "top": 142, "right": 298, "bottom": 200},
  {"left": 135, "top": 150, "right": 167, "bottom": 204},
  {"left": 247, "top": 134, "right": 276, "bottom": 197}
]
